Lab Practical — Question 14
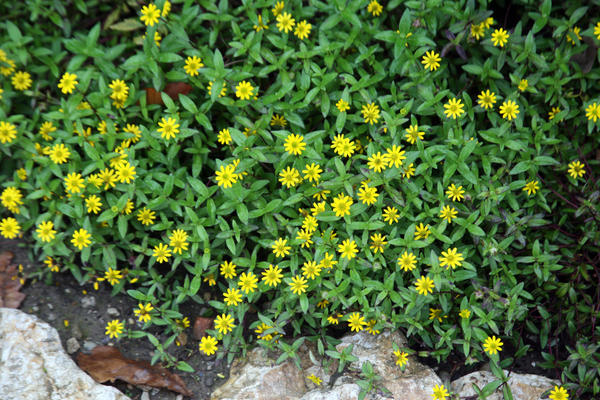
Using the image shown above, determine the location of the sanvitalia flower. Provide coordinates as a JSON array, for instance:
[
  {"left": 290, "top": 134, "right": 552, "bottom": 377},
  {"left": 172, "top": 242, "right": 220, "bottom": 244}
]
[
  {"left": 223, "top": 288, "right": 242, "bottom": 306},
  {"left": 523, "top": 180, "right": 540, "bottom": 196},
  {"left": 214, "top": 314, "right": 236, "bottom": 334},
  {"left": 169, "top": 229, "right": 188, "bottom": 254},
  {"left": 331, "top": 134, "right": 355, "bottom": 157},
  {"left": 459, "top": 309, "right": 471, "bottom": 319},
  {"left": 216, "top": 164, "right": 239, "bottom": 188},
  {"left": 289, "top": 274, "right": 308, "bottom": 295},
  {"left": 272, "top": 1, "right": 284, "bottom": 16},
  {"left": 384, "top": 145, "right": 406, "bottom": 168},
  {"left": 262, "top": 264, "right": 283, "bottom": 287},
  {"left": 549, "top": 386, "right": 569, "bottom": 400},
  {"left": 1, "top": 187, "right": 23, "bottom": 211},
  {"left": 394, "top": 349, "right": 408, "bottom": 367},
  {"left": 253, "top": 14, "right": 269, "bottom": 31},
  {"left": 235, "top": 81, "right": 254, "bottom": 100},
  {"left": 331, "top": 193, "right": 353, "bottom": 217},
  {"left": 0, "top": 217, "right": 20, "bottom": 239},
  {"left": 158, "top": 117, "right": 179, "bottom": 140},
  {"left": 585, "top": 102, "right": 600, "bottom": 122},
  {"left": 398, "top": 251, "right": 417, "bottom": 272},
  {"left": 71, "top": 228, "right": 91, "bottom": 250},
  {"left": 347, "top": 312, "right": 366, "bottom": 332},
  {"left": 368, "top": 152, "right": 387, "bottom": 172},
  {"left": 439, "top": 205, "right": 458, "bottom": 223},
  {"left": 85, "top": 195, "right": 102, "bottom": 214},
  {"left": 405, "top": 124, "right": 424, "bottom": 144},
  {"left": 548, "top": 107, "right": 561, "bottom": 120},
  {"left": 109, "top": 79, "right": 128, "bottom": 101},
  {"left": 444, "top": 98, "right": 465, "bottom": 119},
  {"left": 134, "top": 303, "right": 153, "bottom": 323},
  {"left": 319, "top": 253, "right": 337, "bottom": 270},
  {"left": 432, "top": 384, "right": 449, "bottom": 400},
  {"left": 421, "top": 51, "right": 441, "bottom": 71},
  {"left": 296, "top": 228, "right": 313, "bottom": 248},
  {"left": 137, "top": 207, "right": 156, "bottom": 225},
  {"left": 414, "top": 223, "right": 431, "bottom": 240},
  {"left": 566, "top": 26, "right": 581, "bottom": 45},
  {"left": 284, "top": 133, "right": 306, "bottom": 155},
  {"left": 294, "top": 20, "right": 311, "bottom": 40},
  {"left": 307, "top": 374, "right": 322, "bottom": 385},
  {"left": 491, "top": 28, "right": 509, "bottom": 47},
  {"left": 518, "top": 79, "right": 528, "bottom": 92},
  {"left": 477, "top": 90, "right": 497, "bottom": 110},
  {"left": 0, "top": 121, "right": 17, "bottom": 144},
  {"left": 369, "top": 233, "right": 387, "bottom": 254},
  {"left": 98, "top": 168, "right": 117, "bottom": 189},
  {"left": 104, "top": 267, "right": 123, "bottom": 285},
  {"left": 220, "top": 260, "right": 237, "bottom": 279},
  {"left": 39, "top": 121, "right": 56, "bottom": 140},
  {"left": 36, "top": 221, "right": 56, "bottom": 242},
  {"left": 439, "top": 247, "right": 464, "bottom": 269},
  {"left": 470, "top": 22, "right": 485, "bottom": 40},
  {"left": 161, "top": 0, "right": 171, "bottom": 16},
  {"left": 446, "top": 184, "right": 465, "bottom": 201},
  {"left": 358, "top": 184, "right": 378, "bottom": 205},
  {"left": 64, "top": 173, "right": 85, "bottom": 194},
  {"left": 429, "top": 308, "right": 443, "bottom": 322},
  {"left": 218, "top": 128, "right": 232, "bottom": 145},
  {"left": 271, "top": 114, "right": 287, "bottom": 127},
  {"left": 382, "top": 206, "right": 399, "bottom": 224},
  {"left": 115, "top": 161, "right": 136, "bottom": 184},
  {"left": 367, "top": 0, "right": 383, "bottom": 16},
  {"left": 238, "top": 272, "right": 258, "bottom": 294},
  {"left": 105, "top": 320, "right": 124, "bottom": 338},
  {"left": 208, "top": 81, "right": 227, "bottom": 97},
  {"left": 415, "top": 275, "right": 435, "bottom": 295},
  {"left": 499, "top": 100, "right": 519, "bottom": 120},
  {"left": 361, "top": 103, "right": 381, "bottom": 125},
  {"left": 153, "top": 243, "right": 171, "bottom": 263},
  {"left": 272, "top": 238, "right": 291, "bottom": 258},
  {"left": 12, "top": 71, "right": 32, "bottom": 90},
  {"left": 302, "top": 163, "right": 322, "bottom": 183},
  {"left": 567, "top": 160, "right": 585, "bottom": 179},
  {"left": 302, "top": 260, "right": 321, "bottom": 280},
  {"left": 58, "top": 72, "right": 78, "bottom": 94},
  {"left": 140, "top": 3, "right": 161, "bottom": 26},
  {"left": 302, "top": 215, "right": 318, "bottom": 232},
  {"left": 184, "top": 56, "right": 204, "bottom": 76},
  {"left": 199, "top": 335, "right": 218, "bottom": 355},
  {"left": 483, "top": 335, "right": 503, "bottom": 355},
  {"left": 336, "top": 99, "right": 350, "bottom": 112},
  {"left": 279, "top": 166, "right": 301, "bottom": 188},
  {"left": 338, "top": 239, "right": 358, "bottom": 260},
  {"left": 402, "top": 163, "right": 416, "bottom": 179},
  {"left": 276, "top": 12, "right": 295, "bottom": 33}
]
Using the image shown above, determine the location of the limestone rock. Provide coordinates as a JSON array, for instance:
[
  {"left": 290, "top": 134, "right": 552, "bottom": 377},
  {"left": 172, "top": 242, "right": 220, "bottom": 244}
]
[
  {"left": 0, "top": 307, "right": 130, "bottom": 400},
  {"left": 451, "top": 370, "right": 558, "bottom": 400}
]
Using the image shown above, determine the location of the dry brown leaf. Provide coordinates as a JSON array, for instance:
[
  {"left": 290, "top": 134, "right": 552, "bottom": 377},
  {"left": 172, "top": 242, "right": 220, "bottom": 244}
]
[
  {"left": 0, "top": 250, "right": 26, "bottom": 308},
  {"left": 145, "top": 82, "right": 193, "bottom": 105},
  {"left": 77, "top": 346, "right": 193, "bottom": 397},
  {"left": 193, "top": 316, "right": 213, "bottom": 340}
]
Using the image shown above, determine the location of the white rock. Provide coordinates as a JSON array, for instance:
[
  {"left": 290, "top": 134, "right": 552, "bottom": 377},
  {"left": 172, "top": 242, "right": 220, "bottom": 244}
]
[
  {"left": 66, "top": 337, "right": 80, "bottom": 354},
  {"left": 81, "top": 296, "right": 96, "bottom": 308},
  {"left": 107, "top": 307, "right": 120, "bottom": 317},
  {"left": 140, "top": 391, "right": 150, "bottom": 400},
  {"left": 451, "top": 370, "right": 558, "bottom": 400},
  {"left": 0, "top": 308, "right": 130, "bottom": 400}
]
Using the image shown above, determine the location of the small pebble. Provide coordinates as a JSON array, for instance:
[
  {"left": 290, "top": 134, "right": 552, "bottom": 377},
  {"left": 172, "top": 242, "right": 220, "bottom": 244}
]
[
  {"left": 83, "top": 340, "right": 97, "bottom": 351},
  {"left": 140, "top": 392, "right": 150, "bottom": 400},
  {"left": 71, "top": 325, "right": 83, "bottom": 339},
  {"left": 107, "top": 307, "right": 119, "bottom": 317},
  {"left": 81, "top": 296, "right": 96, "bottom": 308},
  {"left": 150, "top": 388, "right": 160, "bottom": 395},
  {"left": 46, "top": 312, "right": 56, "bottom": 322},
  {"left": 66, "top": 337, "right": 80, "bottom": 354},
  {"left": 32, "top": 306, "right": 39, "bottom": 312},
  {"left": 128, "top": 318, "right": 135, "bottom": 325},
  {"left": 65, "top": 288, "right": 72, "bottom": 294},
  {"left": 47, "top": 303, "right": 54, "bottom": 310},
  {"left": 176, "top": 395, "right": 183, "bottom": 400}
]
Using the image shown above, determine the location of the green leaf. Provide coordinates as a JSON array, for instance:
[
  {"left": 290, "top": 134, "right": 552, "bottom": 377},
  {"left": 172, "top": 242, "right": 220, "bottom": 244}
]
[{"left": 110, "top": 18, "right": 144, "bottom": 31}]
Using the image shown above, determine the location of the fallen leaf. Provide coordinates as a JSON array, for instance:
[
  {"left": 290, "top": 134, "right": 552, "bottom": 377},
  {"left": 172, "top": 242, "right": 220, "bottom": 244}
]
[
  {"left": 77, "top": 346, "right": 193, "bottom": 397},
  {"left": 0, "top": 250, "right": 26, "bottom": 308},
  {"left": 193, "top": 316, "right": 214, "bottom": 340},
  {"left": 145, "top": 83, "right": 193, "bottom": 105}
]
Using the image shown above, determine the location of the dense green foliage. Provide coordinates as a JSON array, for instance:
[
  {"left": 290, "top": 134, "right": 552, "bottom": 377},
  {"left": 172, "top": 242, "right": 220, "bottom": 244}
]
[{"left": 1, "top": 0, "right": 600, "bottom": 398}]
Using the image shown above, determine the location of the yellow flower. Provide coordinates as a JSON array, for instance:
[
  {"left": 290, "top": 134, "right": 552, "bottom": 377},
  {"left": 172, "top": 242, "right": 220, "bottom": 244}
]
[
  {"left": 272, "top": 1, "right": 284, "bottom": 16},
  {"left": 336, "top": 99, "right": 350, "bottom": 112},
  {"left": 414, "top": 223, "right": 431, "bottom": 240},
  {"left": 319, "top": 253, "right": 337, "bottom": 270},
  {"left": 585, "top": 102, "right": 600, "bottom": 122},
  {"left": 216, "top": 164, "right": 239, "bottom": 188},
  {"left": 223, "top": 288, "right": 242, "bottom": 306},
  {"left": 279, "top": 166, "right": 301, "bottom": 188},
  {"left": 294, "top": 20, "right": 311, "bottom": 40},
  {"left": 302, "top": 260, "right": 321, "bottom": 280},
  {"left": 109, "top": 79, "right": 129, "bottom": 101},
  {"left": 64, "top": 173, "right": 85, "bottom": 194},
  {"left": 347, "top": 312, "right": 366, "bottom": 332},
  {"left": 317, "top": 299, "right": 329, "bottom": 308},
  {"left": 137, "top": 207, "right": 156, "bottom": 225},
  {"left": 439, "top": 205, "right": 458, "bottom": 223},
  {"left": 0, "top": 217, "right": 20, "bottom": 239},
  {"left": 432, "top": 384, "right": 449, "bottom": 400},
  {"left": 384, "top": 145, "right": 406, "bottom": 168},
  {"left": 331, "top": 193, "right": 353, "bottom": 218},
  {"left": 262, "top": 264, "right": 283, "bottom": 287},
  {"left": 331, "top": 134, "right": 355, "bottom": 158},
  {"left": 140, "top": 3, "right": 161, "bottom": 26},
  {"left": 85, "top": 195, "right": 102, "bottom": 214},
  {"left": 296, "top": 228, "right": 313, "bottom": 248},
  {"left": 361, "top": 103, "right": 380, "bottom": 125},
  {"left": 595, "top": 22, "right": 600, "bottom": 40},
  {"left": 439, "top": 247, "right": 464, "bottom": 269},
  {"left": 421, "top": 50, "right": 441, "bottom": 71},
  {"left": 238, "top": 271, "right": 258, "bottom": 294},
  {"left": 208, "top": 81, "right": 227, "bottom": 97},
  {"left": 218, "top": 128, "right": 232, "bottom": 145},
  {"left": 272, "top": 238, "right": 291, "bottom": 258},
  {"left": 157, "top": 117, "right": 179, "bottom": 140},
  {"left": 271, "top": 114, "right": 287, "bottom": 127},
  {"left": 548, "top": 107, "right": 561, "bottom": 120},
  {"left": 162, "top": 0, "right": 171, "bottom": 17},
  {"left": 470, "top": 22, "right": 485, "bottom": 40},
  {"left": 499, "top": 100, "right": 520, "bottom": 120},
  {"left": 12, "top": 71, "right": 32, "bottom": 91},
  {"left": 491, "top": 28, "right": 509, "bottom": 47},
  {"left": 0, "top": 121, "right": 17, "bottom": 144},
  {"left": 415, "top": 275, "right": 435, "bottom": 296},
  {"left": 429, "top": 308, "right": 443, "bottom": 322},
  {"left": 397, "top": 251, "right": 417, "bottom": 272},
  {"left": 71, "top": 228, "right": 91, "bottom": 250},
  {"left": 276, "top": 12, "right": 295, "bottom": 33},
  {"left": 358, "top": 184, "right": 378, "bottom": 205},
  {"left": 445, "top": 183, "right": 465, "bottom": 201},
  {"left": 549, "top": 386, "right": 569, "bottom": 400},
  {"left": 367, "top": 0, "right": 383, "bottom": 16},
  {"left": 368, "top": 152, "right": 387, "bottom": 172},
  {"left": 105, "top": 320, "right": 124, "bottom": 339},
  {"left": 220, "top": 260, "right": 237, "bottom": 279},
  {"left": 327, "top": 314, "right": 340, "bottom": 324},
  {"left": 214, "top": 314, "right": 236, "bottom": 334},
  {"left": 477, "top": 90, "right": 497, "bottom": 110},
  {"left": 567, "top": 160, "right": 585, "bottom": 179},
  {"left": 289, "top": 274, "right": 308, "bottom": 295},
  {"left": 523, "top": 180, "right": 540, "bottom": 196},
  {"left": 235, "top": 80, "right": 255, "bottom": 100},
  {"left": 459, "top": 309, "right": 471, "bottom": 319},
  {"left": 184, "top": 56, "right": 204, "bottom": 76},
  {"left": 39, "top": 121, "right": 57, "bottom": 141},
  {"left": 369, "top": 233, "right": 387, "bottom": 254},
  {"left": 402, "top": 163, "right": 416, "bottom": 179},
  {"left": 169, "top": 229, "right": 189, "bottom": 254},
  {"left": 405, "top": 124, "right": 424, "bottom": 144},
  {"left": 518, "top": 79, "right": 528, "bottom": 92},
  {"left": 394, "top": 349, "right": 408, "bottom": 367},
  {"left": 36, "top": 221, "right": 56, "bottom": 242},
  {"left": 382, "top": 206, "right": 399, "bottom": 224},
  {"left": 58, "top": 72, "right": 78, "bottom": 94},
  {"left": 153, "top": 243, "right": 172, "bottom": 263},
  {"left": 284, "top": 133, "right": 306, "bottom": 155},
  {"left": 1, "top": 187, "right": 23, "bottom": 212},
  {"left": 199, "top": 335, "right": 218, "bottom": 355},
  {"left": 115, "top": 161, "right": 136, "bottom": 184},
  {"left": 444, "top": 97, "right": 465, "bottom": 119},
  {"left": 307, "top": 374, "right": 322, "bottom": 386},
  {"left": 302, "top": 163, "right": 322, "bottom": 183},
  {"left": 566, "top": 26, "right": 581, "bottom": 45},
  {"left": 483, "top": 335, "right": 503, "bottom": 355},
  {"left": 338, "top": 239, "right": 358, "bottom": 260},
  {"left": 253, "top": 14, "right": 269, "bottom": 32}
]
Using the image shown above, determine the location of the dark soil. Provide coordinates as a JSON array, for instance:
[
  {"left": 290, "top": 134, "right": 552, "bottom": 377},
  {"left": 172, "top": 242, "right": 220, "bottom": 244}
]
[{"left": 1, "top": 238, "right": 230, "bottom": 400}]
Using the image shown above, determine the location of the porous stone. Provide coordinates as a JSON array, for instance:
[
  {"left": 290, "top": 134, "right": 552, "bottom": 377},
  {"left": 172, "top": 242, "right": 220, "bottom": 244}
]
[
  {"left": 107, "top": 307, "right": 120, "bottom": 317},
  {"left": 451, "top": 370, "right": 559, "bottom": 400},
  {"left": 81, "top": 296, "right": 96, "bottom": 308},
  {"left": 66, "top": 337, "right": 80, "bottom": 354},
  {"left": 0, "top": 307, "right": 130, "bottom": 400}
]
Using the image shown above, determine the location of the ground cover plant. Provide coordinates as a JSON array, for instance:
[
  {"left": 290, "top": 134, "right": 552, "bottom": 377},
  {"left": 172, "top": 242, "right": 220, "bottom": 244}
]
[{"left": 1, "top": 0, "right": 600, "bottom": 398}]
